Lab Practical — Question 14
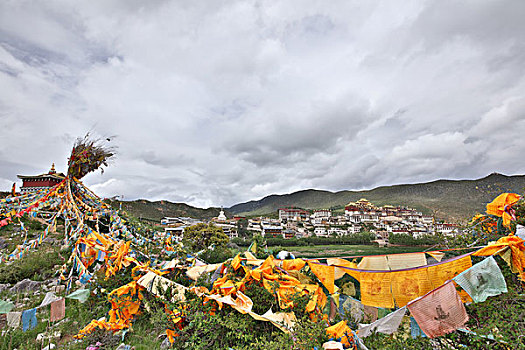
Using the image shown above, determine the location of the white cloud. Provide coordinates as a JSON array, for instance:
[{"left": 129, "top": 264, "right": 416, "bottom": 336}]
[{"left": 1, "top": 0, "right": 524, "bottom": 207}]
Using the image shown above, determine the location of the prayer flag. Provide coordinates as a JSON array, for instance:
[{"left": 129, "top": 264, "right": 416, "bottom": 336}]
[
  {"left": 387, "top": 253, "right": 427, "bottom": 270},
  {"left": 453, "top": 256, "right": 507, "bottom": 303},
  {"left": 358, "top": 306, "right": 406, "bottom": 338},
  {"left": 359, "top": 271, "right": 395, "bottom": 308},
  {"left": 357, "top": 255, "right": 389, "bottom": 270},
  {"left": 39, "top": 292, "right": 61, "bottom": 308},
  {"left": 50, "top": 298, "right": 66, "bottom": 322},
  {"left": 407, "top": 281, "right": 468, "bottom": 338},
  {"left": 22, "top": 308, "right": 37, "bottom": 331},
  {"left": 66, "top": 289, "right": 90, "bottom": 303},
  {"left": 307, "top": 262, "right": 335, "bottom": 294},
  {"left": 0, "top": 299, "right": 14, "bottom": 314},
  {"left": 410, "top": 316, "right": 427, "bottom": 338},
  {"left": 391, "top": 268, "right": 433, "bottom": 307},
  {"left": 7, "top": 311, "right": 21, "bottom": 328}
]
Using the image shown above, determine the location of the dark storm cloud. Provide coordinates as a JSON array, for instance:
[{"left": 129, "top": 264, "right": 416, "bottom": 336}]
[{"left": 1, "top": 0, "right": 524, "bottom": 207}]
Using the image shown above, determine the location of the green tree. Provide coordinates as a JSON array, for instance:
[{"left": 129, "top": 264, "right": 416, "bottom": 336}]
[
  {"left": 182, "top": 223, "right": 229, "bottom": 252},
  {"left": 236, "top": 218, "right": 249, "bottom": 237}
]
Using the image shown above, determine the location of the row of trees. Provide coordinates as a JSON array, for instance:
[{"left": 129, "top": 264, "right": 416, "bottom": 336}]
[
  {"left": 178, "top": 224, "right": 444, "bottom": 260},
  {"left": 231, "top": 231, "right": 376, "bottom": 247},
  {"left": 388, "top": 232, "right": 443, "bottom": 246}
]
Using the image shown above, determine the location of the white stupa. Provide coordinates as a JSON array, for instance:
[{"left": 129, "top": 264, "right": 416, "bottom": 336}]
[{"left": 217, "top": 207, "right": 227, "bottom": 221}]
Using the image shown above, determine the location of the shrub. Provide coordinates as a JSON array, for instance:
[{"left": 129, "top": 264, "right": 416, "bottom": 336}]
[
  {"left": 199, "top": 246, "right": 235, "bottom": 264},
  {"left": 0, "top": 247, "right": 66, "bottom": 283}
]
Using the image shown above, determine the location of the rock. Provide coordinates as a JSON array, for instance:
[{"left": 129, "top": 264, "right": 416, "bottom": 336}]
[
  {"left": 9, "top": 279, "right": 41, "bottom": 293},
  {"left": 160, "top": 338, "right": 171, "bottom": 349},
  {"left": 53, "top": 285, "right": 65, "bottom": 293},
  {"left": 115, "top": 344, "right": 132, "bottom": 350},
  {"left": 0, "top": 283, "right": 10, "bottom": 292},
  {"left": 46, "top": 279, "right": 58, "bottom": 287},
  {"left": 226, "top": 242, "right": 240, "bottom": 250},
  {"left": 43, "top": 237, "right": 58, "bottom": 245}
]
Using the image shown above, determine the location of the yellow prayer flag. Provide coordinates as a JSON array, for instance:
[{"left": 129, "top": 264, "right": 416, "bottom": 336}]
[
  {"left": 359, "top": 271, "right": 395, "bottom": 308},
  {"left": 307, "top": 262, "right": 335, "bottom": 294}
]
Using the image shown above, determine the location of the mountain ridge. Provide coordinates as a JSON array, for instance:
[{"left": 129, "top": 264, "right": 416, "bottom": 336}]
[
  {"left": 108, "top": 199, "right": 227, "bottom": 222},
  {"left": 227, "top": 173, "right": 525, "bottom": 221}
]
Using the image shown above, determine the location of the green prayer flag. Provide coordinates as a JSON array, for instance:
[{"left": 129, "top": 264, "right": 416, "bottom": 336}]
[
  {"left": 453, "top": 256, "right": 507, "bottom": 303},
  {"left": 66, "top": 289, "right": 90, "bottom": 303},
  {"left": 0, "top": 299, "right": 14, "bottom": 314}
]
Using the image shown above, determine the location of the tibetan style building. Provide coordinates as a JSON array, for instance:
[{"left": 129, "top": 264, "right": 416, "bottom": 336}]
[{"left": 17, "top": 164, "right": 65, "bottom": 193}]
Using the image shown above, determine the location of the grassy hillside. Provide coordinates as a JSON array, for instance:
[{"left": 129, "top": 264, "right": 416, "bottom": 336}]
[
  {"left": 228, "top": 173, "right": 525, "bottom": 222},
  {"left": 109, "top": 199, "right": 227, "bottom": 222}
]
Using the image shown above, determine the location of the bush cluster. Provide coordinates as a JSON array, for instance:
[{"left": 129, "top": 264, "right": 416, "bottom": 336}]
[
  {"left": 388, "top": 233, "right": 442, "bottom": 246},
  {"left": 232, "top": 231, "right": 376, "bottom": 248}
]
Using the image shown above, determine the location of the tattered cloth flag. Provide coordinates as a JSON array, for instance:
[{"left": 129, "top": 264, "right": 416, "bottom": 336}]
[
  {"left": 357, "top": 255, "right": 389, "bottom": 270},
  {"left": 39, "top": 292, "right": 61, "bottom": 308},
  {"left": 50, "top": 298, "right": 66, "bottom": 322},
  {"left": 453, "top": 256, "right": 507, "bottom": 303},
  {"left": 307, "top": 261, "right": 335, "bottom": 294},
  {"left": 326, "top": 320, "right": 355, "bottom": 348},
  {"left": 386, "top": 253, "right": 427, "bottom": 270},
  {"left": 66, "top": 289, "right": 90, "bottom": 303},
  {"left": 22, "top": 308, "right": 37, "bottom": 331},
  {"left": 338, "top": 295, "right": 364, "bottom": 323},
  {"left": 407, "top": 281, "right": 468, "bottom": 338},
  {"left": 0, "top": 299, "right": 14, "bottom": 314},
  {"left": 357, "top": 306, "right": 406, "bottom": 338},
  {"left": 7, "top": 311, "right": 21, "bottom": 328},
  {"left": 410, "top": 316, "right": 427, "bottom": 338}
]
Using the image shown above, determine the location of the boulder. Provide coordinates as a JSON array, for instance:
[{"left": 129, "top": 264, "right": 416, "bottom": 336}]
[
  {"left": 0, "top": 283, "right": 10, "bottom": 292},
  {"left": 53, "top": 285, "right": 66, "bottom": 293},
  {"left": 9, "top": 279, "right": 41, "bottom": 293},
  {"left": 43, "top": 237, "right": 59, "bottom": 245}
]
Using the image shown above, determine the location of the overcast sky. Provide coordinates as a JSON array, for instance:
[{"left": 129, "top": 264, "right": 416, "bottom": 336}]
[{"left": 1, "top": 1, "right": 524, "bottom": 208}]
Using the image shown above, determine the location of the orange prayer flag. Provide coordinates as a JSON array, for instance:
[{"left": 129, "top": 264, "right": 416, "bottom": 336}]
[
  {"left": 326, "top": 320, "right": 354, "bottom": 347},
  {"left": 474, "top": 234, "right": 525, "bottom": 281},
  {"left": 486, "top": 193, "right": 520, "bottom": 227},
  {"left": 282, "top": 258, "right": 306, "bottom": 271},
  {"left": 307, "top": 261, "right": 335, "bottom": 294},
  {"left": 326, "top": 258, "right": 357, "bottom": 280},
  {"left": 359, "top": 271, "right": 395, "bottom": 308},
  {"left": 427, "top": 255, "right": 472, "bottom": 289},
  {"left": 391, "top": 268, "right": 433, "bottom": 307},
  {"left": 231, "top": 254, "right": 242, "bottom": 270}
]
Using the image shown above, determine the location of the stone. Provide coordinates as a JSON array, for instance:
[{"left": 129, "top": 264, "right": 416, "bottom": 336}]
[
  {"left": 9, "top": 279, "right": 41, "bottom": 293},
  {"left": 160, "top": 338, "right": 171, "bottom": 349},
  {"left": 53, "top": 285, "right": 65, "bottom": 293},
  {"left": 43, "top": 237, "right": 58, "bottom": 245},
  {"left": 46, "top": 279, "right": 58, "bottom": 287}
]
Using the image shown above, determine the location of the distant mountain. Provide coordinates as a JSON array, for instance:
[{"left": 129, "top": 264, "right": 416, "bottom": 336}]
[
  {"left": 227, "top": 173, "right": 525, "bottom": 222},
  {"left": 110, "top": 199, "right": 227, "bottom": 222}
]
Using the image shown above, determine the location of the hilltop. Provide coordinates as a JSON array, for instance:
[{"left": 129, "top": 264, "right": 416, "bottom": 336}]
[
  {"left": 228, "top": 173, "right": 525, "bottom": 221},
  {"left": 108, "top": 199, "right": 228, "bottom": 222}
]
